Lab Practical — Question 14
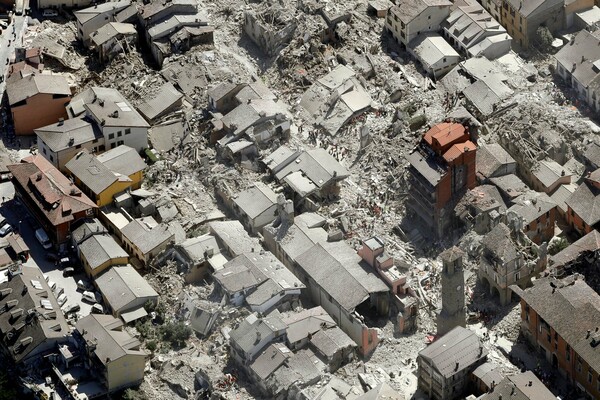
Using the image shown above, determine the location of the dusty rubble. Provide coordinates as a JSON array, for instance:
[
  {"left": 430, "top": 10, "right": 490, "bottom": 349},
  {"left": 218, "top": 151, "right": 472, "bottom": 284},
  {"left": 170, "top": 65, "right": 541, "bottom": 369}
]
[{"left": 9, "top": 0, "right": 600, "bottom": 399}]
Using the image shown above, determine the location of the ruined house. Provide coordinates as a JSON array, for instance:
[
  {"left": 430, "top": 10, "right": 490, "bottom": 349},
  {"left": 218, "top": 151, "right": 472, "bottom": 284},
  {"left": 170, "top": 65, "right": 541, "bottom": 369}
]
[
  {"left": 405, "top": 122, "right": 477, "bottom": 238},
  {"left": 454, "top": 185, "right": 506, "bottom": 234},
  {"left": 74, "top": 1, "right": 133, "bottom": 45},
  {"left": 229, "top": 312, "right": 287, "bottom": 365},
  {"left": 139, "top": 0, "right": 214, "bottom": 67},
  {"left": 478, "top": 223, "right": 543, "bottom": 305},
  {"left": 385, "top": 0, "right": 452, "bottom": 47},
  {"left": 475, "top": 143, "right": 516, "bottom": 183},
  {"left": 90, "top": 22, "right": 137, "bottom": 63},
  {"left": 244, "top": 3, "right": 298, "bottom": 56},
  {"left": 358, "top": 237, "right": 418, "bottom": 334}
]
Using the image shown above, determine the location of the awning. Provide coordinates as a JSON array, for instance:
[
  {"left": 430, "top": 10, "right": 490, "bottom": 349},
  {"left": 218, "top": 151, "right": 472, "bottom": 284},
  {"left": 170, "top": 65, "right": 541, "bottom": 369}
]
[{"left": 121, "top": 307, "right": 148, "bottom": 324}]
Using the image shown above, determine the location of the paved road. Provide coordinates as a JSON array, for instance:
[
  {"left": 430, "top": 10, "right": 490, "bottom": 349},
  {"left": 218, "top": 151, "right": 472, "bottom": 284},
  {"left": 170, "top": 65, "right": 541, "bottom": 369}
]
[
  {"left": 0, "top": 13, "right": 27, "bottom": 95},
  {"left": 0, "top": 181, "right": 94, "bottom": 319}
]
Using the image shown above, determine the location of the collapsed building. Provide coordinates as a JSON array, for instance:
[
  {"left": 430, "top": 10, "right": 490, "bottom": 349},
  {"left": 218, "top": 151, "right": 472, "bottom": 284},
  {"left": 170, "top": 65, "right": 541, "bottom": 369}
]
[
  {"left": 139, "top": 0, "right": 214, "bottom": 68},
  {"left": 244, "top": 2, "right": 299, "bottom": 56}
]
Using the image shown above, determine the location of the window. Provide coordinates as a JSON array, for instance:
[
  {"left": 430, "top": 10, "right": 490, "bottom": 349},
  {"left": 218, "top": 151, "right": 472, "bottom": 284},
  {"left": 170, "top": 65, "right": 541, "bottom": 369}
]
[
  {"left": 42, "top": 147, "right": 46, "bottom": 154},
  {"left": 515, "top": 272, "right": 520, "bottom": 281},
  {"left": 50, "top": 155, "right": 54, "bottom": 162},
  {"left": 109, "top": 133, "right": 115, "bottom": 140},
  {"left": 117, "top": 140, "right": 124, "bottom": 146},
  {"left": 125, "top": 128, "right": 131, "bottom": 135},
  {"left": 589, "top": 369, "right": 593, "bottom": 383},
  {"left": 75, "top": 145, "right": 81, "bottom": 149},
  {"left": 443, "top": 57, "right": 447, "bottom": 63},
  {"left": 111, "top": 143, "right": 116, "bottom": 149},
  {"left": 117, "top": 131, "right": 122, "bottom": 137},
  {"left": 93, "top": 139, "right": 98, "bottom": 143}
]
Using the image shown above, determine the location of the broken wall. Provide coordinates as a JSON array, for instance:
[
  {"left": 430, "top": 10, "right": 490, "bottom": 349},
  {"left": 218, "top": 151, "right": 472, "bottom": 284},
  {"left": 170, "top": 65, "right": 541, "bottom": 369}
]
[{"left": 244, "top": 10, "right": 298, "bottom": 56}]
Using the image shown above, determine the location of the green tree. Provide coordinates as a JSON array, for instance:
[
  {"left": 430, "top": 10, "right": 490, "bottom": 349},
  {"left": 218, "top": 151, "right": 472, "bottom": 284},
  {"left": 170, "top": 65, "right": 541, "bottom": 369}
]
[
  {"left": 0, "top": 370, "right": 17, "bottom": 400},
  {"left": 535, "top": 26, "right": 553, "bottom": 51},
  {"left": 159, "top": 321, "right": 192, "bottom": 349}
]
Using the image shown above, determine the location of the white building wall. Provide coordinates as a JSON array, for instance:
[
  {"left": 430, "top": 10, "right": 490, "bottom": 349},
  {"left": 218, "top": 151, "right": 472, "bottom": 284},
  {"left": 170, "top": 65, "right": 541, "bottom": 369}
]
[{"left": 102, "top": 126, "right": 148, "bottom": 152}]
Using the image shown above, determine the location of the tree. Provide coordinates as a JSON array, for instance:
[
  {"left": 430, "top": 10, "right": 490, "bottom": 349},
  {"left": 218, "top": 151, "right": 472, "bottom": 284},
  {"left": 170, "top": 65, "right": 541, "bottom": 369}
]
[
  {"left": 535, "top": 26, "right": 554, "bottom": 51},
  {"left": 0, "top": 370, "right": 17, "bottom": 400},
  {"left": 159, "top": 321, "right": 192, "bottom": 349}
]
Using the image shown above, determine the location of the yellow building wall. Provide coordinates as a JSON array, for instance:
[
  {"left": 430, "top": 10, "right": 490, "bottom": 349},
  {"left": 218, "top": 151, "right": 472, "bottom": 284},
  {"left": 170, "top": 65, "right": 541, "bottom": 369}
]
[
  {"left": 97, "top": 180, "right": 136, "bottom": 207},
  {"left": 107, "top": 354, "right": 146, "bottom": 392},
  {"left": 84, "top": 254, "right": 129, "bottom": 277},
  {"left": 128, "top": 171, "right": 143, "bottom": 190}
]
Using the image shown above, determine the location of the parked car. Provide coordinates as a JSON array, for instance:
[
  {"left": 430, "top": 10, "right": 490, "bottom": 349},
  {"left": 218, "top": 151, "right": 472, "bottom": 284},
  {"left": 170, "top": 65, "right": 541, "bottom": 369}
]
[
  {"left": 91, "top": 304, "right": 104, "bottom": 314},
  {"left": 35, "top": 228, "right": 52, "bottom": 250},
  {"left": 57, "top": 293, "right": 67, "bottom": 307},
  {"left": 62, "top": 267, "right": 75, "bottom": 277},
  {"left": 62, "top": 303, "right": 80, "bottom": 314},
  {"left": 53, "top": 286, "right": 64, "bottom": 297},
  {"left": 0, "top": 223, "right": 13, "bottom": 237},
  {"left": 42, "top": 9, "right": 58, "bottom": 17},
  {"left": 77, "top": 279, "right": 92, "bottom": 292},
  {"left": 47, "top": 280, "right": 57, "bottom": 291},
  {"left": 82, "top": 291, "right": 97, "bottom": 303},
  {"left": 46, "top": 252, "right": 60, "bottom": 262}
]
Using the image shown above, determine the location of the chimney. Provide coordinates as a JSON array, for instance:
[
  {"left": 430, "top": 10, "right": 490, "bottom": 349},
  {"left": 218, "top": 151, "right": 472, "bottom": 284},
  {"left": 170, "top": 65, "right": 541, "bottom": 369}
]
[
  {"left": 454, "top": 362, "right": 459, "bottom": 371},
  {"left": 58, "top": 117, "right": 64, "bottom": 126},
  {"left": 528, "top": 381, "right": 532, "bottom": 386},
  {"left": 99, "top": 99, "right": 104, "bottom": 107},
  {"left": 587, "top": 329, "right": 592, "bottom": 338}
]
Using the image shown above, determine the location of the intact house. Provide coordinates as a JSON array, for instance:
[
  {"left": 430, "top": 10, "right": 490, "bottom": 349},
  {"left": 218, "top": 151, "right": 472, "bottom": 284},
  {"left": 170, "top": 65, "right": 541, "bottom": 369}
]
[
  {"left": 7, "top": 74, "right": 71, "bottom": 136},
  {"left": 121, "top": 218, "right": 174, "bottom": 266},
  {"left": 213, "top": 250, "right": 304, "bottom": 313},
  {"left": 494, "top": 0, "right": 565, "bottom": 49},
  {"left": 72, "top": 219, "right": 129, "bottom": 277},
  {"left": 417, "top": 326, "right": 488, "bottom": 400},
  {"left": 75, "top": 314, "right": 147, "bottom": 393},
  {"left": 477, "top": 223, "right": 544, "bottom": 305},
  {"left": 293, "top": 241, "right": 390, "bottom": 356},
  {"left": 442, "top": 3, "right": 511, "bottom": 60},
  {"left": 405, "top": 122, "right": 477, "bottom": 238},
  {"left": 139, "top": 0, "right": 214, "bottom": 68},
  {"left": 90, "top": 22, "right": 138, "bottom": 63},
  {"left": 65, "top": 146, "right": 146, "bottom": 206},
  {"left": 74, "top": 1, "right": 133, "bottom": 45},
  {"left": 35, "top": 117, "right": 105, "bottom": 172},
  {"left": 512, "top": 275, "right": 600, "bottom": 400},
  {"left": 385, "top": 0, "right": 452, "bottom": 47},
  {"left": 265, "top": 146, "right": 350, "bottom": 209},
  {"left": 209, "top": 220, "right": 262, "bottom": 258},
  {"left": 95, "top": 265, "right": 158, "bottom": 323},
  {"left": 229, "top": 312, "right": 287, "bottom": 365},
  {"left": 38, "top": 0, "right": 92, "bottom": 10},
  {"left": 229, "top": 182, "right": 279, "bottom": 234},
  {"left": 409, "top": 33, "right": 460, "bottom": 79},
  {"left": 565, "top": 168, "right": 600, "bottom": 236},
  {"left": 67, "top": 87, "right": 149, "bottom": 153},
  {"left": 8, "top": 155, "right": 97, "bottom": 246},
  {"left": 0, "top": 265, "right": 70, "bottom": 366}
]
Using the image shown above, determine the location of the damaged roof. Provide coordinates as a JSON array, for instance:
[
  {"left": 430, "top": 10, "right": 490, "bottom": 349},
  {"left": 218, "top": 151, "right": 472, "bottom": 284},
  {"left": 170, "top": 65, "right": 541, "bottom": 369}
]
[
  {"left": 476, "top": 143, "right": 515, "bottom": 180},
  {"left": 565, "top": 178, "right": 600, "bottom": 227},
  {"left": 91, "top": 22, "right": 136, "bottom": 47},
  {"left": 274, "top": 148, "right": 350, "bottom": 191},
  {"left": 550, "top": 230, "right": 600, "bottom": 269},
  {"left": 555, "top": 30, "right": 600, "bottom": 88},
  {"left": 388, "top": 0, "right": 451, "bottom": 24},
  {"left": 137, "top": 82, "right": 183, "bottom": 122}
]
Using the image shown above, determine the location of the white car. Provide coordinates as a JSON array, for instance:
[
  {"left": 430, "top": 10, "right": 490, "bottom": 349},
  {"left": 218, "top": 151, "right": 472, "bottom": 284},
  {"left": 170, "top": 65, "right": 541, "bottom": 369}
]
[
  {"left": 42, "top": 9, "right": 58, "bottom": 18},
  {"left": 57, "top": 293, "right": 67, "bottom": 307},
  {"left": 53, "top": 286, "right": 64, "bottom": 297},
  {"left": 82, "top": 291, "right": 97, "bottom": 303},
  {"left": 77, "top": 279, "right": 92, "bottom": 292},
  {"left": 47, "top": 280, "right": 57, "bottom": 291}
]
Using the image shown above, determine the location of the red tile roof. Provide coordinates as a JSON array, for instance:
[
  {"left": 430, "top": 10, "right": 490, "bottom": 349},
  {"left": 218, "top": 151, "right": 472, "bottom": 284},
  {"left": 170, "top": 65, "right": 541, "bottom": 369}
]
[
  {"left": 424, "top": 122, "right": 467, "bottom": 148},
  {"left": 8, "top": 155, "right": 97, "bottom": 227},
  {"left": 443, "top": 140, "right": 477, "bottom": 163}
]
